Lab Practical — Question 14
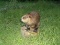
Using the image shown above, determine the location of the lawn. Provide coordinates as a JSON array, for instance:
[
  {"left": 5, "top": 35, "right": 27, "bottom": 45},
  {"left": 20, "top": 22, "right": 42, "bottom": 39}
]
[{"left": 0, "top": 1, "right": 60, "bottom": 45}]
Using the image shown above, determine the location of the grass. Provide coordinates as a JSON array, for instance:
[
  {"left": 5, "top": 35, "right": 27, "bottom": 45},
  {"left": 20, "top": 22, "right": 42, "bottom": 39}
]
[{"left": 0, "top": 1, "right": 60, "bottom": 45}]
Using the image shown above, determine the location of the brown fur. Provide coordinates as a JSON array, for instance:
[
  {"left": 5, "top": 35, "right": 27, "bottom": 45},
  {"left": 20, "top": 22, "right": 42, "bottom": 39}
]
[{"left": 21, "top": 11, "right": 40, "bottom": 32}]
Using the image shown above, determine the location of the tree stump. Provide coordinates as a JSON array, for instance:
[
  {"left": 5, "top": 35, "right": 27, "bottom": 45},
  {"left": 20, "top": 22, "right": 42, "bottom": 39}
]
[{"left": 21, "top": 26, "right": 39, "bottom": 37}]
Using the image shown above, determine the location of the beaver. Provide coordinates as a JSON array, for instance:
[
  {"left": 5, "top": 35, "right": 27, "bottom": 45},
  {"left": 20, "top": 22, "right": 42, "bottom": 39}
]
[{"left": 21, "top": 11, "right": 40, "bottom": 32}]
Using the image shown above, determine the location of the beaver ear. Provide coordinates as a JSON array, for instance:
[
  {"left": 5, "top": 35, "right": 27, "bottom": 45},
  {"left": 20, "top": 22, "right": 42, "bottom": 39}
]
[
  {"left": 27, "top": 13, "right": 32, "bottom": 18},
  {"left": 28, "top": 15, "right": 32, "bottom": 18},
  {"left": 28, "top": 13, "right": 31, "bottom": 15}
]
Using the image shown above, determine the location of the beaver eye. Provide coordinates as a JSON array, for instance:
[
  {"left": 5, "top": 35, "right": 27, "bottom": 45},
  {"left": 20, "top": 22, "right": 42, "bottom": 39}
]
[{"left": 23, "top": 17, "right": 26, "bottom": 19}]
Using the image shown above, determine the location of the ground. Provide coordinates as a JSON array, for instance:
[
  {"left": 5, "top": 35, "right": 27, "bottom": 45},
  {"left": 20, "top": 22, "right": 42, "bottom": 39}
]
[{"left": 0, "top": 1, "right": 60, "bottom": 45}]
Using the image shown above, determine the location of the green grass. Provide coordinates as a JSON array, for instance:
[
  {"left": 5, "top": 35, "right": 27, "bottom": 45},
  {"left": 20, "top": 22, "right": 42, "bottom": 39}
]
[{"left": 0, "top": 1, "right": 60, "bottom": 45}]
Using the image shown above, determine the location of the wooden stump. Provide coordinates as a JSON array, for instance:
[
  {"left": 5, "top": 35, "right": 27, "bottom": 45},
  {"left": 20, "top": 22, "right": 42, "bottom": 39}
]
[{"left": 21, "top": 26, "right": 39, "bottom": 37}]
